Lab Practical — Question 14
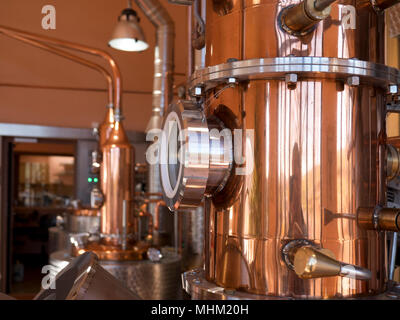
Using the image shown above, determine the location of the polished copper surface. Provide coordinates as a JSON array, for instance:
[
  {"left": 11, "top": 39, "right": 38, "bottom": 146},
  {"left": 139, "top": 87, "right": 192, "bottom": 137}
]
[
  {"left": 99, "top": 106, "right": 115, "bottom": 147},
  {"left": 100, "top": 118, "right": 136, "bottom": 248},
  {"left": 205, "top": 0, "right": 384, "bottom": 66},
  {"left": 199, "top": 0, "right": 388, "bottom": 298},
  {"left": 73, "top": 241, "right": 150, "bottom": 261},
  {"left": 203, "top": 80, "right": 386, "bottom": 298}
]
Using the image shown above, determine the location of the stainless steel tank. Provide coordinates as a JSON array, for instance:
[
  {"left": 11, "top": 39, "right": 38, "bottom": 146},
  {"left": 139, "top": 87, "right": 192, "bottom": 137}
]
[{"left": 49, "top": 248, "right": 182, "bottom": 299}]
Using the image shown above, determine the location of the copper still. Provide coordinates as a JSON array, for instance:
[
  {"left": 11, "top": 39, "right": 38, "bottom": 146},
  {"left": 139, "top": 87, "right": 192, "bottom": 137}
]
[{"left": 160, "top": 0, "right": 400, "bottom": 299}]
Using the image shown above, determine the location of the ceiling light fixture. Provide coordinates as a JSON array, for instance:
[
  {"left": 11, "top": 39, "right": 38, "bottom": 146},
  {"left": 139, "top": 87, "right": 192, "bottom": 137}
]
[{"left": 108, "top": 0, "right": 149, "bottom": 52}]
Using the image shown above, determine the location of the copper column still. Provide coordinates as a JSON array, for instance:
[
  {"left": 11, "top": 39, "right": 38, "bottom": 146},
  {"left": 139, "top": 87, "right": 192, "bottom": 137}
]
[{"left": 160, "top": 0, "right": 400, "bottom": 298}]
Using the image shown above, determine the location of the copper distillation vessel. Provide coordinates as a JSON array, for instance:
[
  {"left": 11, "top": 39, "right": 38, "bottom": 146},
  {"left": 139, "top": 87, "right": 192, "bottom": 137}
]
[
  {"left": 0, "top": 23, "right": 183, "bottom": 299},
  {"left": 160, "top": 0, "right": 400, "bottom": 299}
]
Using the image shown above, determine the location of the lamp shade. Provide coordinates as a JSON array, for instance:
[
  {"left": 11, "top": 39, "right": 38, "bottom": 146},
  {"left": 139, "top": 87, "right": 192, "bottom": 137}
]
[{"left": 108, "top": 8, "right": 149, "bottom": 52}]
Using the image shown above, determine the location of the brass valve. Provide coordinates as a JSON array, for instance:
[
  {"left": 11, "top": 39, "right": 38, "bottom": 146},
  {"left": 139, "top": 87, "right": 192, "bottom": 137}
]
[
  {"left": 293, "top": 246, "right": 372, "bottom": 280},
  {"left": 279, "top": 0, "right": 335, "bottom": 36},
  {"left": 357, "top": 206, "right": 400, "bottom": 232},
  {"left": 387, "top": 144, "right": 400, "bottom": 181}
]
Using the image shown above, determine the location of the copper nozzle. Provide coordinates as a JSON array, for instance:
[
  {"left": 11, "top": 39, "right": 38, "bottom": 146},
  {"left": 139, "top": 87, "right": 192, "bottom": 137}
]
[{"left": 293, "top": 246, "right": 371, "bottom": 280}]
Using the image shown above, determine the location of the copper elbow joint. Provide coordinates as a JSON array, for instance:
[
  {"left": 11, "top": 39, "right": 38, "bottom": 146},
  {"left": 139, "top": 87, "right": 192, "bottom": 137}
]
[
  {"left": 279, "top": 0, "right": 334, "bottom": 36},
  {"left": 357, "top": 206, "right": 400, "bottom": 232}
]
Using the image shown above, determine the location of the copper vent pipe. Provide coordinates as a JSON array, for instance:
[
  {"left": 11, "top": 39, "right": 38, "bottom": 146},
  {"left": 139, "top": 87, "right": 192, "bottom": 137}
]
[
  {"left": 0, "top": 26, "right": 114, "bottom": 106},
  {"left": 0, "top": 24, "right": 122, "bottom": 114}
]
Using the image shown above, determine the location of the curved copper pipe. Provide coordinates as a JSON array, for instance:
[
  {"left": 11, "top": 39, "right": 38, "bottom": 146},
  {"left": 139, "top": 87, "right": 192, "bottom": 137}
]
[
  {"left": 0, "top": 25, "right": 122, "bottom": 113},
  {"left": 154, "top": 200, "right": 166, "bottom": 231},
  {"left": 138, "top": 199, "right": 166, "bottom": 231},
  {"left": 0, "top": 28, "right": 114, "bottom": 105},
  {"left": 138, "top": 209, "right": 154, "bottom": 236}
]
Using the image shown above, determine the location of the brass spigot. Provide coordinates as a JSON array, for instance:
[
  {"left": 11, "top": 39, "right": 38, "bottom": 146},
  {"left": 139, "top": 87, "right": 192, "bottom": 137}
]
[
  {"left": 279, "top": 0, "right": 336, "bottom": 36},
  {"left": 293, "top": 246, "right": 372, "bottom": 280}
]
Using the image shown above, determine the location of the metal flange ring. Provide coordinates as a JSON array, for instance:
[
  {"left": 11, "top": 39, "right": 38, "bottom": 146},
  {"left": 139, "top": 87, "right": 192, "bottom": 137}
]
[
  {"left": 160, "top": 100, "right": 209, "bottom": 211},
  {"left": 190, "top": 57, "right": 400, "bottom": 91}
]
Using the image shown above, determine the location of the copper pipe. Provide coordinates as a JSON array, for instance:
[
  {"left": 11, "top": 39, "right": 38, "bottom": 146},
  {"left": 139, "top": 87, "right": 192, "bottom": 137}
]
[
  {"left": 0, "top": 83, "right": 153, "bottom": 95},
  {"left": 0, "top": 28, "right": 114, "bottom": 105},
  {"left": 154, "top": 200, "right": 166, "bottom": 231},
  {"left": 138, "top": 210, "right": 154, "bottom": 237},
  {"left": 0, "top": 25, "right": 122, "bottom": 113},
  {"left": 138, "top": 198, "right": 166, "bottom": 231}
]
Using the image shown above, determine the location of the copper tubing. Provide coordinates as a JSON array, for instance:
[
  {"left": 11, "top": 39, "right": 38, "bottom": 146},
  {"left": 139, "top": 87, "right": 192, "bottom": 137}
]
[
  {"left": 154, "top": 200, "right": 166, "bottom": 231},
  {"left": 139, "top": 198, "right": 166, "bottom": 231},
  {"left": 0, "top": 27, "right": 114, "bottom": 105},
  {"left": 138, "top": 210, "right": 154, "bottom": 237},
  {"left": 0, "top": 25, "right": 122, "bottom": 113}
]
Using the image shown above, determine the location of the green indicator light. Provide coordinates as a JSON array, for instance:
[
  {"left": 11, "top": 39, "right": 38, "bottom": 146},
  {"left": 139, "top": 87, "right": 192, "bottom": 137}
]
[
  {"left": 88, "top": 177, "right": 93, "bottom": 183},
  {"left": 94, "top": 178, "right": 98, "bottom": 183}
]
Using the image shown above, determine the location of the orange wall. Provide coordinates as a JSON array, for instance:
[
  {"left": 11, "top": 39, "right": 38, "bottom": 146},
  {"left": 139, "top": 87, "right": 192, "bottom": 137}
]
[{"left": 0, "top": 0, "right": 188, "bottom": 132}]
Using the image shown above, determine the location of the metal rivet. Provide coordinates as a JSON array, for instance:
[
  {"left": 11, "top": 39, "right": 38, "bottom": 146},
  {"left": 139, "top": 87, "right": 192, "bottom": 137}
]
[
  {"left": 389, "top": 84, "right": 398, "bottom": 94},
  {"left": 285, "top": 73, "right": 297, "bottom": 90},
  {"left": 194, "top": 86, "right": 203, "bottom": 96},
  {"left": 228, "top": 77, "right": 237, "bottom": 84},
  {"left": 347, "top": 76, "right": 360, "bottom": 86}
]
